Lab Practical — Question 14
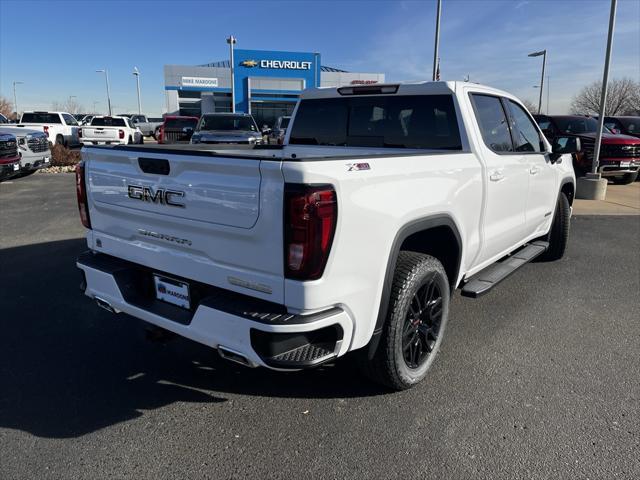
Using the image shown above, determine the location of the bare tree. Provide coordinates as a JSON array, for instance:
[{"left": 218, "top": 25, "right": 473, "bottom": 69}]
[
  {"left": 0, "top": 96, "right": 13, "bottom": 118},
  {"left": 520, "top": 99, "right": 538, "bottom": 114},
  {"left": 570, "top": 78, "right": 640, "bottom": 116},
  {"left": 51, "top": 98, "right": 84, "bottom": 114}
]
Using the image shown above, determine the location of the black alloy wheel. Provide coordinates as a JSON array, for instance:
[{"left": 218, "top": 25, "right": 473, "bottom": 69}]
[{"left": 402, "top": 279, "right": 443, "bottom": 369}]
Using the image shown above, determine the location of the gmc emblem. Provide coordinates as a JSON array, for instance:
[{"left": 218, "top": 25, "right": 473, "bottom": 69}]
[{"left": 127, "top": 185, "right": 185, "bottom": 208}]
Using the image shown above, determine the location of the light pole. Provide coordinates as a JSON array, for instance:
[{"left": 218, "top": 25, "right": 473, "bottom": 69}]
[
  {"left": 13, "top": 81, "right": 23, "bottom": 120},
  {"left": 528, "top": 50, "right": 546, "bottom": 114},
  {"left": 96, "top": 69, "right": 112, "bottom": 116},
  {"left": 226, "top": 35, "right": 237, "bottom": 113},
  {"left": 533, "top": 77, "right": 550, "bottom": 114},
  {"left": 432, "top": 0, "right": 442, "bottom": 81},
  {"left": 592, "top": 0, "right": 617, "bottom": 176},
  {"left": 133, "top": 67, "right": 142, "bottom": 115}
]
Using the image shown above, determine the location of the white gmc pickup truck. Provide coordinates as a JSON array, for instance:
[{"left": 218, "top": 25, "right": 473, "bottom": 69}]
[{"left": 76, "top": 81, "right": 578, "bottom": 390}]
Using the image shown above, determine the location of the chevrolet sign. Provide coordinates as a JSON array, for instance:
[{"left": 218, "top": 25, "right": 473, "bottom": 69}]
[{"left": 240, "top": 59, "right": 312, "bottom": 70}]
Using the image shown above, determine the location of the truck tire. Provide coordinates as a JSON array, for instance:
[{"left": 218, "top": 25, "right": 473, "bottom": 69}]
[
  {"left": 612, "top": 172, "right": 638, "bottom": 185},
  {"left": 538, "top": 192, "right": 570, "bottom": 262},
  {"left": 127, "top": 136, "right": 133, "bottom": 145},
  {"left": 359, "top": 251, "right": 450, "bottom": 390},
  {"left": 55, "top": 135, "right": 64, "bottom": 146}
]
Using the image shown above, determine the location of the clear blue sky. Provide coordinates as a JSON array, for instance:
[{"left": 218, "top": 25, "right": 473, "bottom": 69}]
[{"left": 1, "top": 0, "right": 638, "bottom": 116}]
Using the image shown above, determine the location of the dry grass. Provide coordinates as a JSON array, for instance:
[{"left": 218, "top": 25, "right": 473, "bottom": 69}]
[{"left": 50, "top": 144, "right": 81, "bottom": 167}]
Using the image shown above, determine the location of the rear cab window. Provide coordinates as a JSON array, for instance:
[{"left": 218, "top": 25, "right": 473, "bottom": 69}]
[
  {"left": 289, "top": 95, "right": 462, "bottom": 150},
  {"left": 21, "top": 113, "right": 62, "bottom": 124},
  {"left": 91, "top": 117, "right": 127, "bottom": 127},
  {"left": 165, "top": 118, "right": 199, "bottom": 129}
]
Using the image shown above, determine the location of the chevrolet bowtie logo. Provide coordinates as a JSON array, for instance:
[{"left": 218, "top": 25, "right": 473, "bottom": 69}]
[{"left": 240, "top": 59, "right": 258, "bottom": 67}]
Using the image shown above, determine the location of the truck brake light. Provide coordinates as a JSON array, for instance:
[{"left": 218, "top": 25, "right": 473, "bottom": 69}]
[
  {"left": 284, "top": 184, "right": 337, "bottom": 280},
  {"left": 75, "top": 161, "right": 91, "bottom": 229},
  {"left": 78, "top": 128, "right": 82, "bottom": 138},
  {"left": 119, "top": 129, "right": 125, "bottom": 139},
  {"left": 43, "top": 126, "right": 49, "bottom": 138}
]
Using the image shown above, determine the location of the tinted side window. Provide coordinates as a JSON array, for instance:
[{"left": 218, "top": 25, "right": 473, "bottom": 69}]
[
  {"left": 471, "top": 94, "right": 513, "bottom": 152},
  {"left": 507, "top": 101, "right": 542, "bottom": 152},
  {"left": 62, "top": 114, "right": 78, "bottom": 126},
  {"left": 290, "top": 95, "right": 461, "bottom": 150}
]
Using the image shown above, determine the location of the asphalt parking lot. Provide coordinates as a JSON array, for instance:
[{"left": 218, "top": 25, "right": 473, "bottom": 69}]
[{"left": 1, "top": 173, "right": 639, "bottom": 479}]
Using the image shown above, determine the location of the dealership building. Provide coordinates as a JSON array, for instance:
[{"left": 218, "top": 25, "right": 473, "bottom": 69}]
[{"left": 164, "top": 48, "right": 385, "bottom": 127}]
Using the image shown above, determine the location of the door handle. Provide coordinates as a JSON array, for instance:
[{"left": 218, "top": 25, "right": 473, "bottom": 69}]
[
  {"left": 489, "top": 170, "right": 504, "bottom": 182},
  {"left": 529, "top": 166, "right": 540, "bottom": 175}
]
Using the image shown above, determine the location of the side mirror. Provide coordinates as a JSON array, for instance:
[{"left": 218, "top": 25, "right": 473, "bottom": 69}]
[{"left": 550, "top": 136, "right": 581, "bottom": 163}]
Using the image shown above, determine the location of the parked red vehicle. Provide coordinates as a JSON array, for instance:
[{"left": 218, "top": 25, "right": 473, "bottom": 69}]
[
  {"left": 534, "top": 115, "right": 640, "bottom": 184},
  {"left": 603, "top": 116, "right": 640, "bottom": 139},
  {"left": 157, "top": 116, "right": 199, "bottom": 144}
]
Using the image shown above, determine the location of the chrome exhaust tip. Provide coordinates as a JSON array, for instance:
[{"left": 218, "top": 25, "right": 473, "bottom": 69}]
[
  {"left": 218, "top": 346, "right": 254, "bottom": 368},
  {"left": 95, "top": 296, "right": 116, "bottom": 314}
]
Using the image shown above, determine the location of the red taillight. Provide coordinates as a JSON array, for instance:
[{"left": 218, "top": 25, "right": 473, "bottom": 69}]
[
  {"left": 43, "top": 126, "right": 49, "bottom": 138},
  {"left": 119, "top": 129, "right": 125, "bottom": 139},
  {"left": 284, "top": 184, "right": 337, "bottom": 280},
  {"left": 75, "top": 161, "right": 91, "bottom": 229},
  {"left": 158, "top": 126, "right": 164, "bottom": 143},
  {"left": 78, "top": 128, "right": 82, "bottom": 138}
]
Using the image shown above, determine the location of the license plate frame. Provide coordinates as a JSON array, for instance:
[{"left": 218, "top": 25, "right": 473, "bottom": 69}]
[{"left": 153, "top": 274, "right": 191, "bottom": 309}]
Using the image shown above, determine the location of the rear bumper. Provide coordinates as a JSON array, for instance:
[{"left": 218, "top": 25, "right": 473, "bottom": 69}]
[
  {"left": 77, "top": 251, "right": 353, "bottom": 370},
  {"left": 82, "top": 139, "right": 126, "bottom": 146},
  {"left": 19, "top": 151, "right": 51, "bottom": 170}
]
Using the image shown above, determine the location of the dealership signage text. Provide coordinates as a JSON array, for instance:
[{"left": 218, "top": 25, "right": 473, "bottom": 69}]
[
  {"left": 241, "top": 59, "right": 312, "bottom": 70},
  {"left": 181, "top": 77, "right": 219, "bottom": 88}
]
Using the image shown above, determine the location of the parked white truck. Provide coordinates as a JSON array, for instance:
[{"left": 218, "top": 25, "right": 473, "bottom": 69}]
[
  {"left": 76, "top": 81, "right": 578, "bottom": 390},
  {"left": 79, "top": 116, "right": 143, "bottom": 145},
  {"left": 19, "top": 111, "right": 80, "bottom": 147},
  {"left": 0, "top": 126, "right": 51, "bottom": 175}
]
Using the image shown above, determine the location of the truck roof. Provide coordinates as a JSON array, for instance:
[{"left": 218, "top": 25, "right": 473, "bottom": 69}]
[{"left": 300, "top": 80, "right": 515, "bottom": 101}]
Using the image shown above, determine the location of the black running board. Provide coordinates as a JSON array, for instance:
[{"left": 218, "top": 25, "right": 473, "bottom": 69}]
[{"left": 461, "top": 241, "right": 549, "bottom": 298}]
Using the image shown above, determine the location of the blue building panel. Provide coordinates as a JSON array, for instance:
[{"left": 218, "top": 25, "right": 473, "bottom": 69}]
[{"left": 234, "top": 49, "right": 320, "bottom": 112}]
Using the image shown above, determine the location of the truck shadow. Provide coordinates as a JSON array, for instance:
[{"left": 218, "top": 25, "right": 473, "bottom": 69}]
[{"left": 0, "top": 239, "right": 385, "bottom": 439}]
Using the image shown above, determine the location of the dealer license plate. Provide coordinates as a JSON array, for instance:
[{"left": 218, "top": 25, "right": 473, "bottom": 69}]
[
  {"left": 44, "top": 156, "right": 50, "bottom": 163},
  {"left": 13, "top": 163, "right": 19, "bottom": 171},
  {"left": 153, "top": 274, "right": 190, "bottom": 309}
]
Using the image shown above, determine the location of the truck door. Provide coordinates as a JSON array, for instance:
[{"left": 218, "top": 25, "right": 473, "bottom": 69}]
[
  {"left": 468, "top": 93, "right": 529, "bottom": 266},
  {"left": 505, "top": 99, "right": 558, "bottom": 237}
]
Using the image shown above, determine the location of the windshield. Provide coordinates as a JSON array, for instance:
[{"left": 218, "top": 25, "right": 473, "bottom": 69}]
[
  {"left": 91, "top": 117, "right": 127, "bottom": 127},
  {"left": 554, "top": 117, "right": 599, "bottom": 134},
  {"left": 618, "top": 118, "right": 639, "bottom": 133},
  {"left": 289, "top": 95, "right": 462, "bottom": 149},
  {"left": 198, "top": 115, "right": 257, "bottom": 132},
  {"left": 165, "top": 118, "right": 198, "bottom": 129}
]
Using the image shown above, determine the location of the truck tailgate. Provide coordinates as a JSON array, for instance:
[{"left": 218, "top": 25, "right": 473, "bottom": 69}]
[
  {"left": 82, "top": 127, "right": 121, "bottom": 141},
  {"left": 84, "top": 147, "right": 285, "bottom": 303}
]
